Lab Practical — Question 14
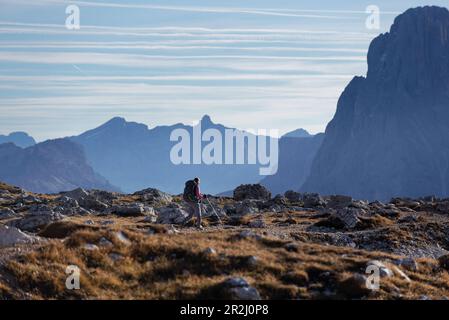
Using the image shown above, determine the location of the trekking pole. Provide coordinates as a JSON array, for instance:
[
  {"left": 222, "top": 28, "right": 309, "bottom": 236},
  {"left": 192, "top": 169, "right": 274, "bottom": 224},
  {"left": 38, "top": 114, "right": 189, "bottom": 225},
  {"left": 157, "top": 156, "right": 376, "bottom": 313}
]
[{"left": 205, "top": 197, "right": 222, "bottom": 224}]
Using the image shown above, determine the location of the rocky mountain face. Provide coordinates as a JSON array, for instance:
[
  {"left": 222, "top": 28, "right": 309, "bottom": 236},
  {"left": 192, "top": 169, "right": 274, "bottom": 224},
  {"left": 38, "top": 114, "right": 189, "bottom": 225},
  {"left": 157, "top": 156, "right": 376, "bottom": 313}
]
[
  {"left": 303, "top": 6, "right": 449, "bottom": 201},
  {"left": 0, "top": 132, "right": 35, "bottom": 148},
  {"left": 261, "top": 133, "right": 324, "bottom": 195},
  {"left": 72, "top": 115, "right": 267, "bottom": 194},
  {"left": 0, "top": 139, "right": 118, "bottom": 194}
]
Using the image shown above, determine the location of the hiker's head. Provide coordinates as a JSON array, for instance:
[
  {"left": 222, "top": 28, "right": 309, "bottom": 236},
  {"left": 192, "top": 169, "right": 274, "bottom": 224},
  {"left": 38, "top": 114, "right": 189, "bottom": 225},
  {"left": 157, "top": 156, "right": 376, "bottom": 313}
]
[{"left": 194, "top": 177, "right": 200, "bottom": 184}]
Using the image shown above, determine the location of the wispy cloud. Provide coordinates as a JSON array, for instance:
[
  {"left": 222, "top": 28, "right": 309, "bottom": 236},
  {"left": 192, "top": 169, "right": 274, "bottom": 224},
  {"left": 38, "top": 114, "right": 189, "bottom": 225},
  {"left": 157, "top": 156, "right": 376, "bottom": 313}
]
[{"left": 6, "top": 0, "right": 358, "bottom": 20}]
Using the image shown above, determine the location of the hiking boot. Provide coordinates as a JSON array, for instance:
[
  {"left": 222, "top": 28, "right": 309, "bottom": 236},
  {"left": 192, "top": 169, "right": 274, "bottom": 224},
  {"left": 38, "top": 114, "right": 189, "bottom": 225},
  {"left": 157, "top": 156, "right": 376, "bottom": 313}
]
[{"left": 196, "top": 225, "right": 204, "bottom": 231}]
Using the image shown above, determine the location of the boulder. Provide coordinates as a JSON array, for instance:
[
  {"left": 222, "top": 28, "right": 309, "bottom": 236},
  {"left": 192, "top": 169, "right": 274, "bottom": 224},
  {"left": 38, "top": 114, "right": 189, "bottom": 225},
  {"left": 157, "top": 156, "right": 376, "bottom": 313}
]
[
  {"left": 303, "top": 193, "right": 326, "bottom": 208},
  {"left": 235, "top": 200, "right": 259, "bottom": 216},
  {"left": 88, "top": 190, "right": 119, "bottom": 203},
  {"left": 62, "top": 188, "right": 89, "bottom": 201},
  {"left": 317, "top": 208, "right": 364, "bottom": 230},
  {"left": 133, "top": 188, "right": 173, "bottom": 205},
  {"left": 156, "top": 204, "right": 189, "bottom": 224},
  {"left": 9, "top": 211, "right": 65, "bottom": 232},
  {"left": 237, "top": 230, "right": 262, "bottom": 240},
  {"left": 221, "top": 277, "right": 261, "bottom": 300},
  {"left": 108, "top": 203, "right": 155, "bottom": 217},
  {"left": 202, "top": 247, "right": 217, "bottom": 256},
  {"left": 0, "top": 225, "right": 39, "bottom": 247},
  {"left": 327, "top": 195, "right": 353, "bottom": 209},
  {"left": 284, "top": 190, "right": 301, "bottom": 202},
  {"left": 21, "top": 194, "right": 42, "bottom": 203},
  {"left": 60, "top": 188, "right": 108, "bottom": 211},
  {"left": 200, "top": 200, "right": 227, "bottom": 218},
  {"left": 29, "top": 204, "right": 53, "bottom": 214},
  {"left": 78, "top": 198, "right": 108, "bottom": 211},
  {"left": 271, "top": 195, "right": 288, "bottom": 206},
  {"left": 248, "top": 219, "right": 266, "bottom": 229},
  {"left": 233, "top": 184, "right": 271, "bottom": 201},
  {"left": 57, "top": 196, "right": 79, "bottom": 208},
  {"left": 0, "top": 208, "right": 16, "bottom": 219}
]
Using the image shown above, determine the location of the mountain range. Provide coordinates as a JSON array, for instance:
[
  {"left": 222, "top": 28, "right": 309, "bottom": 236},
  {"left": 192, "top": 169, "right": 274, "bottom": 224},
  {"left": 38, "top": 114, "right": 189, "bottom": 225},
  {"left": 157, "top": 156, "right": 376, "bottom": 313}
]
[
  {"left": 1, "top": 6, "right": 449, "bottom": 200},
  {"left": 0, "top": 132, "right": 35, "bottom": 148},
  {"left": 0, "top": 139, "right": 116, "bottom": 194},
  {"left": 70, "top": 115, "right": 274, "bottom": 194}
]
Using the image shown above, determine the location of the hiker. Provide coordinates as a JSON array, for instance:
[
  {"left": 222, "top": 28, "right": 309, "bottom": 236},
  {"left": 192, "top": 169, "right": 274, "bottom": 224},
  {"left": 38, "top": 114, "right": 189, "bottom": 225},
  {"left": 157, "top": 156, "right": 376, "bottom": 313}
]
[{"left": 183, "top": 177, "right": 206, "bottom": 229}]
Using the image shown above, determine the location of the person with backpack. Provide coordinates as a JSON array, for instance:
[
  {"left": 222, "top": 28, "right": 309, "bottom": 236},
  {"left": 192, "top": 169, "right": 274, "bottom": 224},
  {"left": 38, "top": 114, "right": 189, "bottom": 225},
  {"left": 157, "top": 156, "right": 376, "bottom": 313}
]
[{"left": 183, "top": 177, "right": 206, "bottom": 230}]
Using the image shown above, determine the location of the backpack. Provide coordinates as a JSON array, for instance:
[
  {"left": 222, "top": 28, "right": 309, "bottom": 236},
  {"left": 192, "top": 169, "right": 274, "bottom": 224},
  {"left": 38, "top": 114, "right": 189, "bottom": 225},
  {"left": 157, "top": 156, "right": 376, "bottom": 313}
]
[{"left": 183, "top": 180, "right": 196, "bottom": 202}]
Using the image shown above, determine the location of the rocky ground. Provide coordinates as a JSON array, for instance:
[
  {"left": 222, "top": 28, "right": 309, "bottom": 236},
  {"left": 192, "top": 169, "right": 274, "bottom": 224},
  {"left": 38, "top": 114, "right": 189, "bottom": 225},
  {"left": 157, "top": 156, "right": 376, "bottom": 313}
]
[{"left": 1, "top": 181, "right": 449, "bottom": 300}]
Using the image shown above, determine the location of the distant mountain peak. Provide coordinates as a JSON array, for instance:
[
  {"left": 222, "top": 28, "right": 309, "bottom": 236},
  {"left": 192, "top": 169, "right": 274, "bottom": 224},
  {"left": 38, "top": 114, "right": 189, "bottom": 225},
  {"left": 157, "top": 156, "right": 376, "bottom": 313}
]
[
  {"left": 200, "top": 114, "right": 214, "bottom": 126},
  {"left": 283, "top": 129, "right": 312, "bottom": 139},
  {"left": 104, "top": 117, "right": 127, "bottom": 126},
  {"left": 0, "top": 131, "right": 36, "bottom": 148}
]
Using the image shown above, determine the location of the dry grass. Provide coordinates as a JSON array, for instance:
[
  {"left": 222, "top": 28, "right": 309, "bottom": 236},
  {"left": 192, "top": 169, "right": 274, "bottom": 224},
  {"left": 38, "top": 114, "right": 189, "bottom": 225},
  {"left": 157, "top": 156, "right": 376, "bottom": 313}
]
[{"left": 2, "top": 220, "right": 449, "bottom": 300}]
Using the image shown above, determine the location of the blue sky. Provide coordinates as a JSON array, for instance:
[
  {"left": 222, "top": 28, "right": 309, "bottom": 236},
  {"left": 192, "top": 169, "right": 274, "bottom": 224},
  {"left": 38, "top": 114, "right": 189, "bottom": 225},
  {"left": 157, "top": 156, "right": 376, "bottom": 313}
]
[{"left": 0, "top": 0, "right": 448, "bottom": 141}]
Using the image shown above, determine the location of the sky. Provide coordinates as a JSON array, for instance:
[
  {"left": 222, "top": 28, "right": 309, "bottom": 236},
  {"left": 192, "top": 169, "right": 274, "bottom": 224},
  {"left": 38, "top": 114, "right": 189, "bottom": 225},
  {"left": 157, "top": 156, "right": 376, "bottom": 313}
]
[{"left": 0, "top": 0, "right": 448, "bottom": 141}]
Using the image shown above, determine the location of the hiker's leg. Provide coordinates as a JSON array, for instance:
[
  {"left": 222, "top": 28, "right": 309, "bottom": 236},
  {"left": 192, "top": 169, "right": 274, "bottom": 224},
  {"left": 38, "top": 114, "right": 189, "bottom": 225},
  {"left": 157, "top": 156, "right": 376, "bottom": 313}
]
[
  {"left": 183, "top": 202, "right": 194, "bottom": 224},
  {"left": 195, "top": 202, "right": 202, "bottom": 227}
]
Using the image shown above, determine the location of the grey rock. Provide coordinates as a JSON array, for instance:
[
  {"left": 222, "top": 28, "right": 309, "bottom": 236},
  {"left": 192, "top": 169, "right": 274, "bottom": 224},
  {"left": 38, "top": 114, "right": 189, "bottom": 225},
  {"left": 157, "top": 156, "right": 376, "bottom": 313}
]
[
  {"left": 222, "top": 277, "right": 261, "bottom": 300},
  {"left": 108, "top": 203, "right": 154, "bottom": 217},
  {"left": 134, "top": 188, "right": 173, "bottom": 205},
  {"left": 109, "top": 253, "right": 123, "bottom": 261},
  {"left": 83, "top": 243, "right": 99, "bottom": 251},
  {"left": 237, "top": 230, "right": 261, "bottom": 240},
  {"left": 9, "top": 211, "right": 65, "bottom": 232},
  {"left": 327, "top": 195, "right": 353, "bottom": 209},
  {"left": 21, "top": 194, "right": 42, "bottom": 203},
  {"left": 233, "top": 184, "right": 271, "bottom": 201},
  {"left": 57, "top": 196, "right": 79, "bottom": 208},
  {"left": 156, "top": 204, "right": 189, "bottom": 224},
  {"left": 397, "top": 257, "right": 419, "bottom": 271},
  {"left": 284, "top": 190, "right": 301, "bottom": 202},
  {"left": 99, "top": 237, "right": 113, "bottom": 247},
  {"left": 248, "top": 219, "right": 266, "bottom": 229},
  {"left": 303, "top": 193, "right": 326, "bottom": 208},
  {"left": 115, "top": 231, "right": 131, "bottom": 246},
  {"left": 247, "top": 256, "right": 258, "bottom": 267},
  {"left": 235, "top": 200, "right": 259, "bottom": 216},
  {"left": 62, "top": 188, "right": 89, "bottom": 201},
  {"left": 284, "top": 243, "right": 300, "bottom": 252},
  {"left": 0, "top": 208, "right": 17, "bottom": 219},
  {"left": 203, "top": 247, "right": 217, "bottom": 256},
  {"left": 0, "top": 225, "right": 40, "bottom": 247}
]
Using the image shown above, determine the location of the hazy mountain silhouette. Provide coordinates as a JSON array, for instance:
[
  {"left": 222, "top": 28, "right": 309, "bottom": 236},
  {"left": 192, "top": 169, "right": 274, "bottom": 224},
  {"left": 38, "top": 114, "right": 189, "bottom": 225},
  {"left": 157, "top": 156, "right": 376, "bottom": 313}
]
[
  {"left": 0, "top": 132, "right": 35, "bottom": 148},
  {"left": 302, "top": 6, "right": 449, "bottom": 201},
  {"left": 0, "top": 139, "right": 118, "bottom": 194},
  {"left": 283, "top": 128, "right": 312, "bottom": 139},
  {"left": 72, "top": 115, "right": 271, "bottom": 194},
  {"left": 261, "top": 132, "right": 324, "bottom": 195}
]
